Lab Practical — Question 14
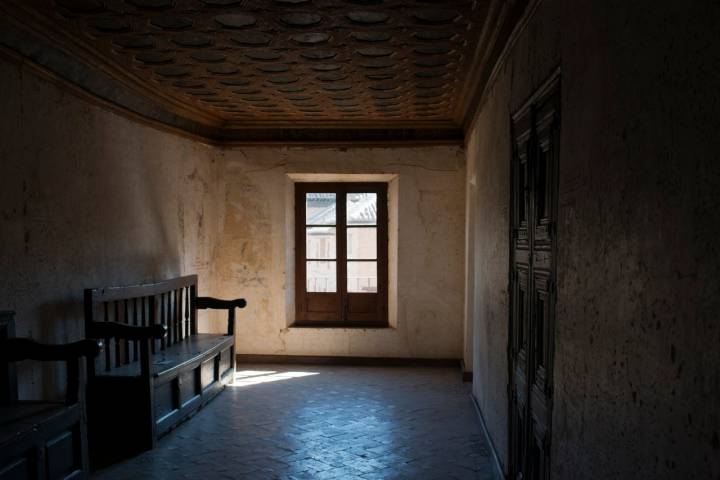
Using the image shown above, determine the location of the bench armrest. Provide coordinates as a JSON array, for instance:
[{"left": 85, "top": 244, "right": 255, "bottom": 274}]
[
  {"left": 87, "top": 321, "right": 167, "bottom": 341},
  {"left": 1, "top": 338, "right": 103, "bottom": 405},
  {"left": 195, "top": 296, "right": 245, "bottom": 335},
  {"left": 1, "top": 338, "right": 103, "bottom": 362},
  {"left": 195, "top": 297, "right": 247, "bottom": 310}
]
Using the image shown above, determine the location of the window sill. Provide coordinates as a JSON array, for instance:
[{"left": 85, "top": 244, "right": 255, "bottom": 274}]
[{"left": 289, "top": 322, "right": 391, "bottom": 329}]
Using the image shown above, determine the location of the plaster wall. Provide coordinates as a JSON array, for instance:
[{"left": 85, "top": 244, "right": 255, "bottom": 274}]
[
  {"left": 466, "top": 0, "right": 720, "bottom": 478},
  {"left": 213, "top": 146, "right": 466, "bottom": 359},
  {"left": 0, "top": 50, "right": 467, "bottom": 401},
  {"left": 0, "top": 56, "right": 221, "bottom": 399},
  {"left": 462, "top": 154, "right": 477, "bottom": 374}
]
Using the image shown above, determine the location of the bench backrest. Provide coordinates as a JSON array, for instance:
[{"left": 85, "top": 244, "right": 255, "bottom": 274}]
[
  {"left": 84, "top": 275, "right": 199, "bottom": 373},
  {"left": 1, "top": 311, "right": 101, "bottom": 404},
  {"left": 1, "top": 311, "right": 18, "bottom": 403}
]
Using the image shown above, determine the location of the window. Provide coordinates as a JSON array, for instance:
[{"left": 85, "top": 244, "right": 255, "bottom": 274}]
[{"left": 294, "top": 182, "right": 388, "bottom": 327}]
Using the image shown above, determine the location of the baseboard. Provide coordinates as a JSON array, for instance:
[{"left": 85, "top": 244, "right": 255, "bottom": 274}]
[
  {"left": 461, "top": 359, "right": 473, "bottom": 382},
  {"left": 470, "top": 393, "right": 507, "bottom": 480},
  {"left": 236, "top": 354, "right": 461, "bottom": 368}
]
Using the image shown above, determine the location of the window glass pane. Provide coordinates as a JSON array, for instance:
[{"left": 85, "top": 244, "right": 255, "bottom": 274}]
[
  {"left": 307, "top": 261, "right": 336, "bottom": 292},
  {"left": 306, "top": 193, "right": 336, "bottom": 225},
  {"left": 346, "top": 193, "right": 377, "bottom": 225},
  {"left": 306, "top": 227, "right": 336, "bottom": 259},
  {"left": 347, "top": 227, "right": 377, "bottom": 260},
  {"left": 347, "top": 261, "right": 377, "bottom": 293}
]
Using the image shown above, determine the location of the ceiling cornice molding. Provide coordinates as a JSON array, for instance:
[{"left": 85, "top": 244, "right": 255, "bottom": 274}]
[
  {"left": 0, "top": 2, "right": 223, "bottom": 128},
  {"left": 217, "top": 127, "right": 464, "bottom": 147},
  {"left": 459, "top": 0, "right": 546, "bottom": 138},
  {"left": 453, "top": 0, "right": 508, "bottom": 124},
  {"left": 0, "top": 46, "right": 221, "bottom": 146},
  {"left": 220, "top": 119, "right": 459, "bottom": 130}
]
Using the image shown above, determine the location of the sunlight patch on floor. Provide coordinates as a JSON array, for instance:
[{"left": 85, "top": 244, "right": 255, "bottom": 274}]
[{"left": 230, "top": 370, "right": 319, "bottom": 387}]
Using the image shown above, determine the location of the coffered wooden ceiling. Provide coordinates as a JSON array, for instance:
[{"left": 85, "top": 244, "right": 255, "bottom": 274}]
[{"left": 0, "top": 0, "right": 527, "bottom": 144}]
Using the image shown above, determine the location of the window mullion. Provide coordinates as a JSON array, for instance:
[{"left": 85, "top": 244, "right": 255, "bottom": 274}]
[{"left": 337, "top": 185, "right": 347, "bottom": 322}]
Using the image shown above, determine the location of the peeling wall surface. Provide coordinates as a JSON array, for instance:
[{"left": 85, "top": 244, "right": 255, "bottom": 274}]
[
  {"left": 214, "top": 146, "right": 466, "bottom": 359},
  {"left": 0, "top": 56, "right": 220, "bottom": 399},
  {"left": 466, "top": 0, "right": 720, "bottom": 478}
]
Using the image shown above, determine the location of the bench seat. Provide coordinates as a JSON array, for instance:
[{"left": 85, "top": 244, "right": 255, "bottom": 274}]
[
  {"left": 102, "top": 334, "right": 233, "bottom": 379},
  {"left": 0, "top": 403, "right": 85, "bottom": 480},
  {"left": 0, "top": 402, "right": 70, "bottom": 444}
]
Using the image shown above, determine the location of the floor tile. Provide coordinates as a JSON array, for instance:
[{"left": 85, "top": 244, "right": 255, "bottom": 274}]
[{"left": 93, "top": 365, "right": 495, "bottom": 480}]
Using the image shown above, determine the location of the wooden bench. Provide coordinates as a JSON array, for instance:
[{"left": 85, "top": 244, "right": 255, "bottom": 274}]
[
  {"left": 1, "top": 311, "right": 102, "bottom": 480},
  {"left": 83, "top": 275, "right": 245, "bottom": 467}
]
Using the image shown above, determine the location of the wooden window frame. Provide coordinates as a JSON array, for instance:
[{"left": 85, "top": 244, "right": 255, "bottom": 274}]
[{"left": 294, "top": 182, "right": 389, "bottom": 328}]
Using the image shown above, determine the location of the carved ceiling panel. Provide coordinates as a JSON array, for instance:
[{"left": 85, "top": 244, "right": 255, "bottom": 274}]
[{"left": 3, "top": 0, "right": 491, "bottom": 139}]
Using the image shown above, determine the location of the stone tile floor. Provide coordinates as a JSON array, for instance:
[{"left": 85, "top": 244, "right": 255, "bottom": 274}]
[{"left": 93, "top": 365, "right": 495, "bottom": 480}]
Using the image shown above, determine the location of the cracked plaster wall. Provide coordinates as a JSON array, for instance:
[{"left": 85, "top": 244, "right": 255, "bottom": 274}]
[
  {"left": 0, "top": 55, "right": 221, "bottom": 399},
  {"left": 213, "top": 146, "right": 466, "bottom": 359},
  {"left": 466, "top": 0, "right": 720, "bottom": 478}
]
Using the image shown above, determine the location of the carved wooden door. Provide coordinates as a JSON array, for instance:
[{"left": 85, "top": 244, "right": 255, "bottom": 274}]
[{"left": 509, "top": 77, "right": 559, "bottom": 480}]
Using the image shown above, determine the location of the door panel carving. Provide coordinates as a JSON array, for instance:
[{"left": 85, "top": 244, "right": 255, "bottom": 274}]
[{"left": 509, "top": 75, "right": 559, "bottom": 480}]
